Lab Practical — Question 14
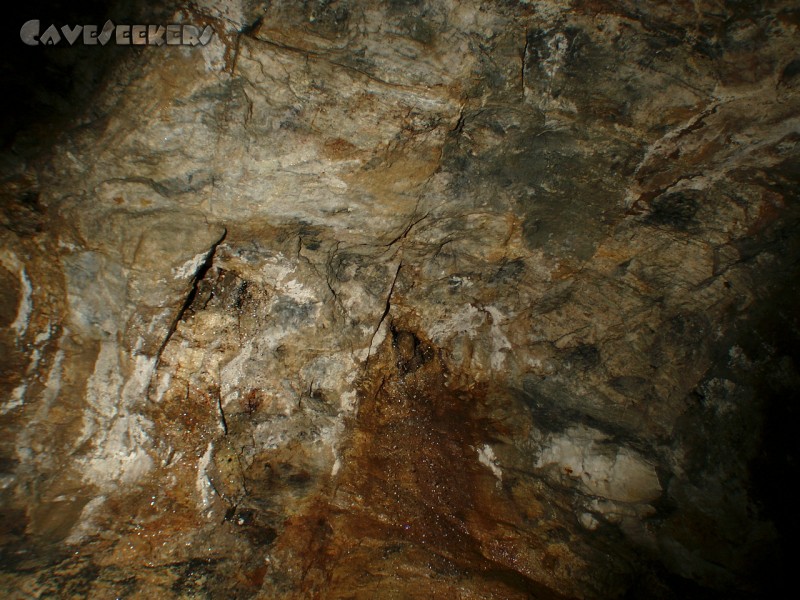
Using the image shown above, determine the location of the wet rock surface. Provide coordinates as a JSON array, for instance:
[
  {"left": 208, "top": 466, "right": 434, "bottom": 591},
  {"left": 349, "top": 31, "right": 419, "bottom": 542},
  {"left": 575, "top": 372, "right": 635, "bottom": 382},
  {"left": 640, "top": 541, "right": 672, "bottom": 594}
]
[{"left": 1, "top": 0, "right": 799, "bottom": 597}]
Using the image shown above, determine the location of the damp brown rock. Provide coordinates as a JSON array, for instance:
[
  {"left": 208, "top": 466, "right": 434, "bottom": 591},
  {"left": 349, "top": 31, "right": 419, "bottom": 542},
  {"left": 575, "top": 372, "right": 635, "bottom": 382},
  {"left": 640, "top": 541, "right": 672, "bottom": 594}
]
[{"left": 1, "top": 0, "right": 799, "bottom": 598}]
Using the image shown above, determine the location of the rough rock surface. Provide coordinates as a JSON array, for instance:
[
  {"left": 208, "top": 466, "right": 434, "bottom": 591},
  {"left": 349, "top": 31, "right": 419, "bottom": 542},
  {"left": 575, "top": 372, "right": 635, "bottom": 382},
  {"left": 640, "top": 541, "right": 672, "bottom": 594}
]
[{"left": 1, "top": 0, "right": 799, "bottom": 597}]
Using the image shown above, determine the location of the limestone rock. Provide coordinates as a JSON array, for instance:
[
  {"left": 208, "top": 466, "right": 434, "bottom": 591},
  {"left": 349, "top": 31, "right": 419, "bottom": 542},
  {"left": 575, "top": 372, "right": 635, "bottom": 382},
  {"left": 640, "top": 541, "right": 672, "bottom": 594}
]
[{"left": 1, "top": 0, "right": 798, "bottom": 598}]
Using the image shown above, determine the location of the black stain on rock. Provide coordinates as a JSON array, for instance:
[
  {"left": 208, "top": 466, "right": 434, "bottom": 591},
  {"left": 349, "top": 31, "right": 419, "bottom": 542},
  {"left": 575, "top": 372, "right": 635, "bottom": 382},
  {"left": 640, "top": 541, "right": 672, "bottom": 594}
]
[
  {"left": 565, "top": 344, "right": 601, "bottom": 371},
  {"left": 645, "top": 191, "right": 700, "bottom": 230},
  {"left": 490, "top": 258, "right": 526, "bottom": 284},
  {"left": 780, "top": 58, "right": 800, "bottom": 85},
  {"left": 391, "top": 326, "right": 434, "bottom": 375},
  {"left": 608, "top": 375, "right": 651, "bottom": 398}
]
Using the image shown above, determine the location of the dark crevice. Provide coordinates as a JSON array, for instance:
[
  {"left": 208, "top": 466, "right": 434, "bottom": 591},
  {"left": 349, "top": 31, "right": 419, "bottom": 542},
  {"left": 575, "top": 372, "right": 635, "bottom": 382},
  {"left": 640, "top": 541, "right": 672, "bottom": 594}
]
[
  {"left": 149, "top": 227, "right": 227, "bottom": 391},
  {"left": 364, "top": 261, "right": 403, "bottom": 371},
  {"left": 384, "top": 213, "right": 428, "bottom": 248}
]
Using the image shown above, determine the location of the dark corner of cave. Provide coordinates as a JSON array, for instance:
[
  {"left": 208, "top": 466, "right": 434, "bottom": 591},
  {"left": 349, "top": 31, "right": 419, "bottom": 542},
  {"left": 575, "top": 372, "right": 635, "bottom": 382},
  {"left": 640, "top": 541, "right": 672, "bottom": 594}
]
[{"left": 1, "top": 0, "right": 798, "bottom": 598}]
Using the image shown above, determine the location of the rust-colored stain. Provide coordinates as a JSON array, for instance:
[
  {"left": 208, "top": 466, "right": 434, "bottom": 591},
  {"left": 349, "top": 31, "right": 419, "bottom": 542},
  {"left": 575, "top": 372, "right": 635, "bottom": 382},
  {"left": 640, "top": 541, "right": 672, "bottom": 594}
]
[
  {"left": 263, "top": 326, "right": 573, "bottom": 599},
  {"left": 322, "top": 137, "right": 358, "bottom": 160},
  {"left": 747, "top": 190, "right": 786, "bottom": 236}
]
